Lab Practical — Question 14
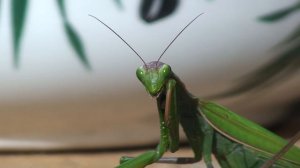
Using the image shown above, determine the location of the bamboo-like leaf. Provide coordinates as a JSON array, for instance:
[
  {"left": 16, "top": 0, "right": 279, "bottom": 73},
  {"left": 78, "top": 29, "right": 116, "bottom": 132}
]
[
  {"left": 207, "top": 4, "right": 300, "bottom": 99},
  {"left": 11, "top": 0, "right": 28, "bottom": 67},
  {"left": 57, "top": 0, "right": 91, "bottom": 69},
  {"left": 64, "top": 23, "right": 90, "bottom": 69},
  {"left": 259, "top": 2, "right": 300, "bottom": 22},
  {"left": 57, "top": 0, "right": 67, "bottom": 19}
]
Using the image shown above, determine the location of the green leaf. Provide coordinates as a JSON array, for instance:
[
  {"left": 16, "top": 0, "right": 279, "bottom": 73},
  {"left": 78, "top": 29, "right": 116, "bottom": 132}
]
[
  {"left": 259, "top": 2, "right": 300, "bottom": 22},
  {"left": 57, "top": 0, "right": 91, "bottom": 69},
  {"left": 57, "top": 0, "right": 66, "bottom": 18},
  {"left": 11, "top": 0, "right": 28, "bottom": 67},
  {"left": 207, "top": 3, "right": 300, "bottom": 99},
  {"left": 64, "top": 23, "right": 90, "bottom": 69}
]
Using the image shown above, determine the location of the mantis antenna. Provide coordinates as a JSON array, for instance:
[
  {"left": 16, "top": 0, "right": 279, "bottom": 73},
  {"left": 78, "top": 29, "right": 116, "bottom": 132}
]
[
  {"left": 156, "top": 13, "right": 204, "bottom": 63},
  {"left": 89, "top": 14, "right": 147, "bottom": 66}
]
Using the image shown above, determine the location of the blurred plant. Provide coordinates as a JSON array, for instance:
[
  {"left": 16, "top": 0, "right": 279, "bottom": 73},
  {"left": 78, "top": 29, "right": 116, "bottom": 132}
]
[
  {"left": 57, "top": 0, "right": 90, "bottom": 69},
  {"left": 259, "top": 3, "right": 300, "bottom": 22},
  {"left": 11, "top": 0, "right": 28, "bottom": 67},
  {"left": 208, "top": 2, "right": 300, "bottom": 98},
  {"left": 6, "top": 0, "right": 300, "bottom": 84},
  {"left": 9, "top": 0, "right": 90, "bottom": 69}
]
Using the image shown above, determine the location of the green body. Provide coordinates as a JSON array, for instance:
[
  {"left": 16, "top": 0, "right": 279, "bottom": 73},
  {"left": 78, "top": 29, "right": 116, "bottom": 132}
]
[{"left": 117, "top": 61, "right": 300, "bottom": 168}]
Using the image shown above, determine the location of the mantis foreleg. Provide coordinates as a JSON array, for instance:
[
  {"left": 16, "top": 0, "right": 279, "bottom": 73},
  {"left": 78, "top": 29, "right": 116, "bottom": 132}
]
[
  {"left": 117, "top": 81, "right": 177, "bottom": 168},
  {"left": 117, "top": 118, "right": 169, "bottom": 168}
]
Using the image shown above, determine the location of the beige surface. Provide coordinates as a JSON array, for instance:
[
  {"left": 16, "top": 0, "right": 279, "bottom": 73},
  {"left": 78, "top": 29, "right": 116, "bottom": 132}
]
[
  {"left": 0, "top": 141, "right": 299, "bottom": 168},
  {"left": 0, "top": 149, "right": 216, "bottom": 168}
]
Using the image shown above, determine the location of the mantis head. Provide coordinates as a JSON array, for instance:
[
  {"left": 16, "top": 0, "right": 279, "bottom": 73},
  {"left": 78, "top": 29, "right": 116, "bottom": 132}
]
[
  {"left": 136, "top": 61, "right": 171, "bottom": 97},
  {"left": 89, "top": 14, "right": 202, "bottom": 96}
]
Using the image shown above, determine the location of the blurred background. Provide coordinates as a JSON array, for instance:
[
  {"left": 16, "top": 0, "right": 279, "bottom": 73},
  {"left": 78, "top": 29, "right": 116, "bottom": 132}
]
[{"left": 0, "top": 0, "right": 299, "bottom": 167}]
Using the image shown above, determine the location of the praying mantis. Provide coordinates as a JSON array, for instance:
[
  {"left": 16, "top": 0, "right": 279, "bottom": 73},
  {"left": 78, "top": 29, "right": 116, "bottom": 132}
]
[{"left": 89, "top": 14, "right": 300, "bottom": 168}]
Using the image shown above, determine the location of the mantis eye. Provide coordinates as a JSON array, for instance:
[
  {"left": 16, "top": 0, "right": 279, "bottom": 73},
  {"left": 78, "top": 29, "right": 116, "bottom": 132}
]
[
  {"left": 160, "top": 65, "right": 171, "bottom": 78},
  {"left": 136, "top": 67, "right": 145, "bottom": 81}
]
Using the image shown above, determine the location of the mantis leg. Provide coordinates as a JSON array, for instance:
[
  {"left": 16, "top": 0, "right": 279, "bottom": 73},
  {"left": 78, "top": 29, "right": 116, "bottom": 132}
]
[
  {"left": 164, "top": 79, "right": 180, "bottom": 152},
  {"left": 117, "top": 119, "right": 169, "bottom": 168},
  {"left": 201, "top": 120, "right": 214, "bottom": 168},
  {"left": 180, "top": 107, "right": 215, "bottom": 167},
  {"left": 116, "top": 81, "right": 177, "bottom": 168}
]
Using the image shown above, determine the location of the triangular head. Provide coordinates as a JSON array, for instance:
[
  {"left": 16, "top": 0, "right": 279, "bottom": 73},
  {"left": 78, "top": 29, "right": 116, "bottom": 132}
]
[{"left": 136, "top": 61, "right": 171, "bottom": 97}]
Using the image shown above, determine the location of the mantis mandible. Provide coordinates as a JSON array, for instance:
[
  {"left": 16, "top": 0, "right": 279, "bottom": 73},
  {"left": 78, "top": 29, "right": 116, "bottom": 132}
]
[{"left": 89, "top": 14, "right": 300, "bottom": 168}]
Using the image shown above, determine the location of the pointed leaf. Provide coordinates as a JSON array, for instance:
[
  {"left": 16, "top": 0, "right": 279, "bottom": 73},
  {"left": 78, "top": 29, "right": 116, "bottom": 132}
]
[
  {"left": 259, "top": 3, "right": 300, "bottom": 22},
  {"left": 57, "top": 0, "right": 91, "bottom": 69},
  {"left": 64, "top": 23, "right": 90, "bottom": 69},
  {"left": 11, "top": 0, "right": 28, "bottom": 67}
]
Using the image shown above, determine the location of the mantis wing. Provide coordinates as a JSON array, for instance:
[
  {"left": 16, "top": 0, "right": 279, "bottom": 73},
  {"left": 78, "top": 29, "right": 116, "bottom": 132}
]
[{"left": 198, "top": 100, "right": 300, "bottom": 165}]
